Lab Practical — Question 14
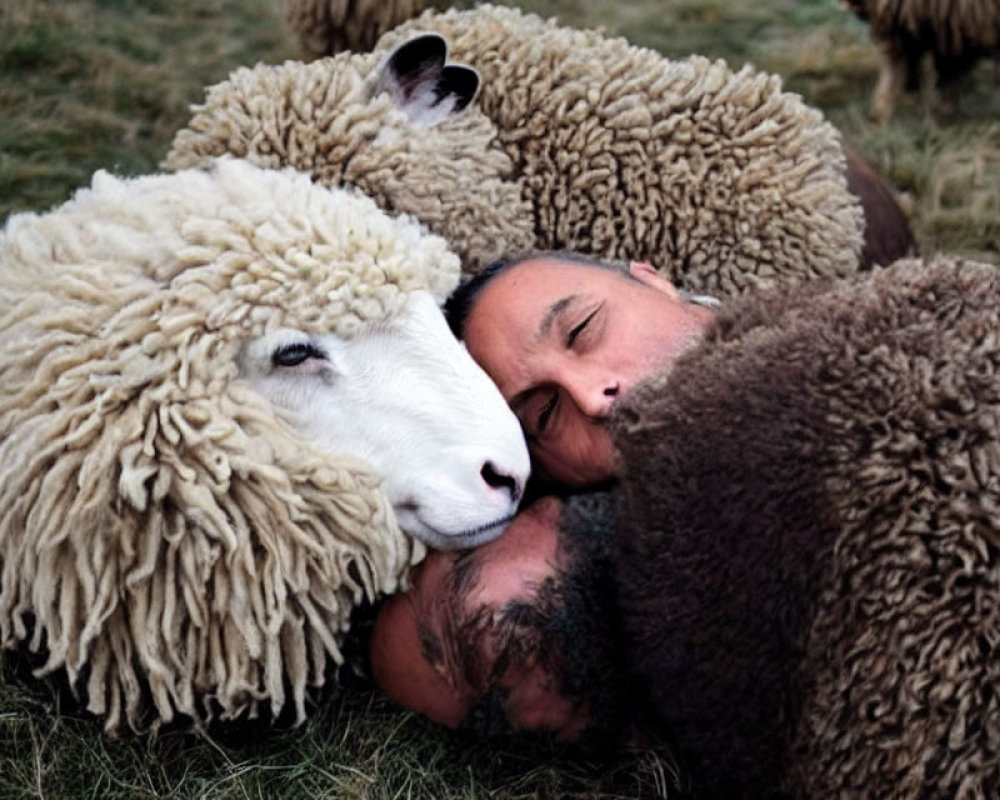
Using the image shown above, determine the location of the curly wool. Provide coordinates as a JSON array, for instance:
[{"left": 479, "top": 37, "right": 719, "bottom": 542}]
[
  {"left": 0, "top": 157, "right": 458, "bottom": 733},
  {"left": 283, "top": 0, "right": 432, "bottom": 57},
  {"left": 165, "top": 45, "right": 533, "bottom": 283},
  {"left": 166, "top": 4, "right": 864, "bottom": 297},
  {"left": 612, "top": 254, "right": 1000, "bottom": 797}
]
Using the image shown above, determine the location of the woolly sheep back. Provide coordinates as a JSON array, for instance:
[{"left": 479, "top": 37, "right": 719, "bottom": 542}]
[
  {"left": 612, "top": 254, "right": 1000, "bottom": 796},
  {"left": 0, "top": 157, "right": 458, "bottom": 732},
  {"left": 166, "top": 5, "right": 865, "bottom": 296},
  {"left": 377, "top": 5, "right": 864, "bottom": 292}
]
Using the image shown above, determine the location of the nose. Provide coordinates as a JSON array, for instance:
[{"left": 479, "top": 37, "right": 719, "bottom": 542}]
[
  {"left": 481, "top": 461, "right": 523, "bottom": 504},
  {"left": 566, "top": 375, "right": 620, "bottom": 421}
]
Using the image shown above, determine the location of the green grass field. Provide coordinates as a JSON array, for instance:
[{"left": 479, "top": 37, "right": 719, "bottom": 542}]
[{"left": 1, "top": 0, "right": 999, "bottom": 797}]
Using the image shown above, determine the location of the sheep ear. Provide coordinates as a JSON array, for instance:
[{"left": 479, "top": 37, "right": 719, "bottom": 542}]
[{"left": 374, "top": 34, "right": 480, "bottom": 127}]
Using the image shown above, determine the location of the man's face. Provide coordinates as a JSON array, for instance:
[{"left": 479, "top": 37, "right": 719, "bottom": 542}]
[
  {"left": 463, "top": 258, "right": 714, "bottom": 486},
  {"left": 370, "top": 497, "right": 591, "bottom": 741}
]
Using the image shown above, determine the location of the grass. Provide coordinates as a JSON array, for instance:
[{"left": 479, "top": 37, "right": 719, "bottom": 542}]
[
  {"left": 1, "top": 0, "right": 998, "bottom": 797},
  {"left": 1, "top": 648, "right": 681, "bottom": 800},
  {"left": 0, "top": 0, "right": 297, "bottom": 219}
]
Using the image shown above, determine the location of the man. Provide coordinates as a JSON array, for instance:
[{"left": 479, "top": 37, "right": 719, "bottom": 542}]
[
  {"left": 372, "top": 252, "right": 720, "bottom": 742},
  {"left": 444, "top": 253, "right": 717, "bottom": 487},
  {"left": 371, "top": 491, "right": 630, "bottom": 745}
]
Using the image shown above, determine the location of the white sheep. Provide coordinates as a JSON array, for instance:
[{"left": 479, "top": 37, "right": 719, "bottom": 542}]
[
  {"left": 841, "top": 0, "right": 1000, "bottom": 122},
  {"left": 0, "top": 156, "right": 529, "bottom": 732}
]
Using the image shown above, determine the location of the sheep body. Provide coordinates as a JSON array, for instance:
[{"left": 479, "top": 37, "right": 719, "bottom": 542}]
[
  {"left": 0, "top": 157, "right": 469, "bottom": 733},
  {"left": 167, "top": 5, "right": 867, "bottom": 297},
  {"left": 282, "top": 0, "right": 432, "bottom": 58},
  {"left": 844, "top": 0, "right": 1000, "bottom": 121},
  {"left": 612, "top": 254, "right": 1000, "bottom": 797}
]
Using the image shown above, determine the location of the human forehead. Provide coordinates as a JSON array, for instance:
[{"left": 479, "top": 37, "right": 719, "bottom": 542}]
[
  {"left": 463, "top": 257, "right": 630, "bottom": 375},
  {"left": 479, "top": 257, "right": 629, "bottom": 310}
]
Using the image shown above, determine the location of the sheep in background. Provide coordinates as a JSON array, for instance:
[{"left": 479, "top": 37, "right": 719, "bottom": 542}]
[
  {"left": 841, "top": 0, "right": 1000, "bottom": 122},
  {"left": 282, "top": 0, "right": 434, "bottom": 58},
  {"left": 612, "top": 253, "right": 1000, "bottom": 797},
  {"left": 167, "top": 5, "right": 878, "bottom": 298},
  {"left": 0, "top": 157, "right": 529, "bottom": 733},
  {"left": 272, "top": 2, "right": 914, "bottom": 269}
]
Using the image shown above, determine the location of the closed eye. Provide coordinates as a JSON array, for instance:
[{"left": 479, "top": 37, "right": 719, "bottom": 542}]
[
  {"left": 566, "top": 307, "right": 599, "bottom": 347},
  {"left": 272, "top": 341, "right": 327, "bottom": 368},
  {"left": 537, "top": 390, "right": 558, "bottom": 433}
]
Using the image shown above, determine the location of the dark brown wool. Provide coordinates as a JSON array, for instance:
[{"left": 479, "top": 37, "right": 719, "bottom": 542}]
[
  {"left": 844, "top": 0, "right": 1000, "bottom": 122},
  {"left": 612, "top": 255, "right": 1000, "bottom": 798}
]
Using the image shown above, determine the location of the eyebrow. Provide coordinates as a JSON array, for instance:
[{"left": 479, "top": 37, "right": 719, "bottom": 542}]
[{"left": 537, "top": 294, "right": 580, "bottom": 341}]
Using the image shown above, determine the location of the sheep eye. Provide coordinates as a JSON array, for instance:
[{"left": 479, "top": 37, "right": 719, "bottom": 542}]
[{"left": 272, "top": 342, "right": 326, "bottom": 368}]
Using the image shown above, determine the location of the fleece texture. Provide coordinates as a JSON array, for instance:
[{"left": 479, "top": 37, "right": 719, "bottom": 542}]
[
  {"left": 166, "top": 4, "right": 865, "bottom": 297},
  {"left": 612, "top": 255, "right": 1000, "bottom": 798},
  {"left": 0, "top": 157, "right": 458, "bottom": 733}
]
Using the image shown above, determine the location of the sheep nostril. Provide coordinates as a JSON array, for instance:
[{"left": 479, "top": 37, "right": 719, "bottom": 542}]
[{"left": 481, "top": 461, "right": 520, "bottom": 503}]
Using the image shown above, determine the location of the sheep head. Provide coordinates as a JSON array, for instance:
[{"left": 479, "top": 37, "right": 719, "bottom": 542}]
[
  {"left": 238, "top": 289, "right": 528, "bottom": 551},
  {"left": 0, "top": 157, "right": 528, "bottom": 732}
]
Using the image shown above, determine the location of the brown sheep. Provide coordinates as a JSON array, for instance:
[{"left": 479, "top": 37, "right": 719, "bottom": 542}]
[
  {"left": 612, "top": 253, "right": 1000, "bottom": 797},
  {"left": 282, "top": 0, "right": 434, "bottom": 58}
]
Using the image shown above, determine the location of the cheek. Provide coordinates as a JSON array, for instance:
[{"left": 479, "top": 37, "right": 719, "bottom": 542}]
[
  {"left": 533, "top": 423, "right": 618, "bottom": 486},
  {"left": 463, "top": 326, "right": 520, "bottom": 397}
]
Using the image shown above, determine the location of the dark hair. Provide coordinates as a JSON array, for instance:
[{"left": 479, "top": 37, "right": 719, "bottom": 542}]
[
  {"left": 454, "top": 491, "right": 635, "bottom": 747},
  {"left": 443, "top": 256, "right": 518, "bottom": 339},
  {"left": 443, "top": 251, "right": 630, "bottom": 339}
]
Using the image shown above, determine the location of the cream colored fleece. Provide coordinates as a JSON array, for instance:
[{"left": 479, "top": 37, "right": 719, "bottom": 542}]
[
  {"left": 166, "top": 4, "right": 865, "bottom": 297},
  {"left": 0, "top": 157, "right": 456, "bottom": 732}
]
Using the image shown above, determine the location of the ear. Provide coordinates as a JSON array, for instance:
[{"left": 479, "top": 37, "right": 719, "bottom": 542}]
[
  {"left": 374, "top": 34, "right": 480, "bottom": 127},
  {"left": 629, "top": 260, "right": 682, "bottom": 300}
]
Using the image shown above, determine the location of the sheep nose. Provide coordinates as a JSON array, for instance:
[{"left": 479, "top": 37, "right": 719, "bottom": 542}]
[{"left": 481, "top": 461, "right": 522, "bottom": 504}]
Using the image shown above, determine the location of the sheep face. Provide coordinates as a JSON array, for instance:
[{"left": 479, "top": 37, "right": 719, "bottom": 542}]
[{"left": 239, "top": 290, "right": 530, "bottom": 550}]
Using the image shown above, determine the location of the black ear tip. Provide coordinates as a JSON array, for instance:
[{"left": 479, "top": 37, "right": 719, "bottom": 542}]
[
  {"left": 390, "top": 33, "right": 448, "bottom": 74},
  {"left": 439, "top": 65, "right": 480, "bottom": 110}
]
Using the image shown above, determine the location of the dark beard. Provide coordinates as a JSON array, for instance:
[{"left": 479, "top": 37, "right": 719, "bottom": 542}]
[{"left": 459, "top": 491, "right": 636, "bottom": 749}]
